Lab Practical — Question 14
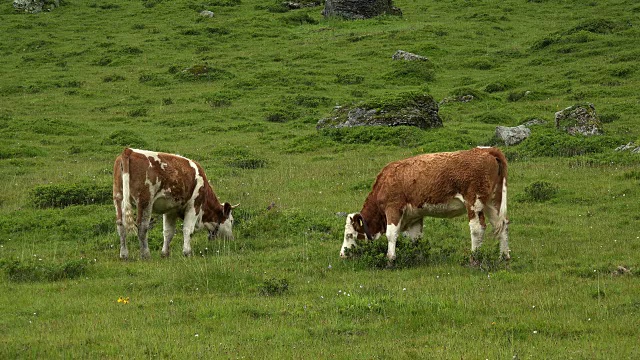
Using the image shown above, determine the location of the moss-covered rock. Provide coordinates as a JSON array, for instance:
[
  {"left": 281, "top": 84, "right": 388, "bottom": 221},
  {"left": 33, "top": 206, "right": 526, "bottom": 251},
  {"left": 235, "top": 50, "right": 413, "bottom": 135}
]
[
  {"left": 554, "top": 103, "right": 603, "bottom": 136},
  {"left": 316, "top": 93, "right": 442, "bottom": 130}
]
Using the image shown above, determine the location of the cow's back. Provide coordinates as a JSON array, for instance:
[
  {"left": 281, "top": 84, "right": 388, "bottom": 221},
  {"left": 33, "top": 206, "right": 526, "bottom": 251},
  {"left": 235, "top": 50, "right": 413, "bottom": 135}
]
[{"left": 370, "top": 149, "right": 502, "bottom": 208}]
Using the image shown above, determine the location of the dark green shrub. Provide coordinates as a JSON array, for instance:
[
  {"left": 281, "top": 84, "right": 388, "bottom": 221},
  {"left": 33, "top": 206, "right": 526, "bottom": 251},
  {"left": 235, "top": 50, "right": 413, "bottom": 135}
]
[
  {"left": 127, "top": 108, "right": 148, "bottom": 117},
  {"left": 3, "top": 259, "right": 90, "bottom": 282},
  {"left": 265, "top": 108, "right": 298, "bottom": 123},
  {"left": 599, "top": 113, "right": 620, "bottom": 124},
  {"left": 343, "top": 236, "right": 430, "bottom": 269},
  {"left": 258, "top": 278, "right": 289, "bottom": 296},
  {"left": 484, "top": 81, "right": 512, "bottom": 93},
  {"left": 384, "top": 61, "right": 435, "bottom": 84},
  {"left": 102, "top": 130, "right": 148, "bottom": 148},
  {"left": 103, "top": 74, "right": 126, "bottom": 82},
  {"left": 30, "top": 182, "right": 112, "bottom": 209},
  {"left": 0, "top": 144, "right": 45, "bottom": 159},
  {"left": 283, "top": 12, "right": 318, "bottom": 25},
  {"left": 227, "top": 157, "right": 267, "bottom": 169},
  {"left": 335, "top": 73, "right": 365, "bottom": 85},
  {"left": 465, "top": 58, "right": 494, "bottom": 70},
  {"left": 94, "top": 56, "right": 113, "bottom": 66},
  {"left": 175, "top": 64, "right": 235, "bottom": 82},
  {"left": 518, "top": 130, "right": 619, "bottom": 157},
  {"left": 519, "top": 181, "right": 558, "bottom": 202}
]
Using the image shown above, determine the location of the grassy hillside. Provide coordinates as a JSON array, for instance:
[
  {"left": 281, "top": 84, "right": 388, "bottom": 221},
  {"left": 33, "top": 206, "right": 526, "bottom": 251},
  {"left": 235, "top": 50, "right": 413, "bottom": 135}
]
[{"left": 1, "top": 0, "right": 639, "bottom": 358}]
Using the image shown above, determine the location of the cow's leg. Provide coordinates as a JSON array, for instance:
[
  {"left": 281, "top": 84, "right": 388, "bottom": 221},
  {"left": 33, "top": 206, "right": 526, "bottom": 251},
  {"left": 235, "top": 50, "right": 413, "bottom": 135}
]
[
  {"left": 385, "top": 210, "right": 402, "bottom": 261},
  {"left": 403, "top": 219, "right": 423, "bottom": 242},
  {"left": 486, "top": 206, "right": 510, "bottom": 260},
  {"left": 182, "top": 207, "right": 197, "bottom": 257},
  {"left": 467, "top": 197, "right": 486, "bottom": 256},
  {"left": 161, "top": 213, "right": 177, "bottom": 257},
  {"left": 114, "top": 194, "right": 129, "bottom": 260},
  {"left": 137, "top": 204, "right": 152, "bottom": 260},
  {"left": 117, "top": 219, "right": 128, "bottom": 260}
]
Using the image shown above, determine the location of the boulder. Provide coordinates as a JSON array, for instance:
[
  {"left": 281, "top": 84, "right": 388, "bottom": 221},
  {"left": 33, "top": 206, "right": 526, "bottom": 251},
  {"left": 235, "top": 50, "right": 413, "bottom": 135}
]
[
  {"left": 317, "top": 93, "right": 442, "bottom": 130},
  {"left": 554, "top": 103, "right": 603, "bottom": 136},
  {"left": 392, "top": 50, "right": 428, "bottom": 62},
  {"left": 323, "top": 0, "right": 402, "bottom": 19},
  {"left": 495, "top": 125, "right": 531, "bottom": 146},
  {"left": 13, "top": 0, "right": 59, "bottom": 13},
  {"left": 200, "top": 10, "right": 214, "bottom": 17},
  {"left": 615, "top": 142, "right": 640, "bottom": 153}
]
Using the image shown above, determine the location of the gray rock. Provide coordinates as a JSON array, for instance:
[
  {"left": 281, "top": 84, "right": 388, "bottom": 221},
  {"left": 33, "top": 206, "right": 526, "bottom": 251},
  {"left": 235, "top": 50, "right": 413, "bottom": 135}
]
[
  {"left": 495, "top": 125, "right": 531, "bottom": 146},
  {"left": 200, "top": 10, "right": 214, "bottom": 17},
  {"left": 615, "top": 142, "right": 640, "bottom": 153},
  {"left": 317, "top": 93, "right": 442, "bottom": 130},
  {"left": 554, "top": 103, "right": 603, "bottom": 136},
  {"left": 13, "top": 0, "right": 59, "bottom": 13},
  {"left": 392, "top": 50, "right": 428, "bottom": 62}
]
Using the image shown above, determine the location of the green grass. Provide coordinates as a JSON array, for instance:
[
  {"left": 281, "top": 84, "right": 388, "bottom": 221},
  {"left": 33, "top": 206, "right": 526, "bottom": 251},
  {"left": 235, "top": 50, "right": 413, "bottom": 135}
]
[{"left": 1, "top": 0, "right": 640, "bottom": 358}]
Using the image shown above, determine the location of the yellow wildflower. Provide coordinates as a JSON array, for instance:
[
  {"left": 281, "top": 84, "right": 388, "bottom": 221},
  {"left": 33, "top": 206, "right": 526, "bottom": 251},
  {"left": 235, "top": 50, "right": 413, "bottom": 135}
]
[{"left": 117, "top": 296, "right": 124, "bottom": 303}]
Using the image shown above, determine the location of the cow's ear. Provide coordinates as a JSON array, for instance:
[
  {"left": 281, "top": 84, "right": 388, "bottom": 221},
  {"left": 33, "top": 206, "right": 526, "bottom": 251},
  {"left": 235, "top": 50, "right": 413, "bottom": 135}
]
[
  {"left": 351, "top": 213, "right": 364, "bottom": 232},
  {"left": 223, "top": 202, "right": 232, "bottom": 217}
]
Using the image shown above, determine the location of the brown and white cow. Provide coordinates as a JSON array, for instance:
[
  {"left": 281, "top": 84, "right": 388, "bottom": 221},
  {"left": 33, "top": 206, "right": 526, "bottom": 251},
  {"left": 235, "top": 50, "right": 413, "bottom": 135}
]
[
  {"left": 113, "top": 148, "right": 238, "bottom": 259},
  {"left": 340, "top": 147, "right": 509, "bottom": 262}
]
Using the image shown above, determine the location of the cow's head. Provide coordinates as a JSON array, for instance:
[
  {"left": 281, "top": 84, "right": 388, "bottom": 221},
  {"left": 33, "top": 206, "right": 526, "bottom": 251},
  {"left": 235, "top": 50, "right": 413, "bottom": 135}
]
[
  {"left": 340, "top": 213, "right": 370, "bottom": 258},
  {"left": 205, "top": 203, "right": 239, "bottom": 240}
]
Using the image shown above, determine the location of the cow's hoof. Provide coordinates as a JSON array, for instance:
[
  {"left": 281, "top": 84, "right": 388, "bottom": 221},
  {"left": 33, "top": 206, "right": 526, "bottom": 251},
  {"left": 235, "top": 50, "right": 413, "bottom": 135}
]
[
  {"left": 119, "top": 250, "right": 129, "bottom": 260},
  {"left": 140, "top": 250, "right": 151, "bottom": 260},
  {"left": 182, "top": 250, "right": 192, "bottom": 257},
  {"left": 161, "top": 251, "right": 170, "bottom": 258}
]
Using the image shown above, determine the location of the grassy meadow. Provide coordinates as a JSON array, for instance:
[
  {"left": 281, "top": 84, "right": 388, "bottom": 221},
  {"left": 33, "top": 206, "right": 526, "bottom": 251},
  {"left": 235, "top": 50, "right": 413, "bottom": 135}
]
[{"left": 1, "top": 0, "right": 639, "bottom": 358}]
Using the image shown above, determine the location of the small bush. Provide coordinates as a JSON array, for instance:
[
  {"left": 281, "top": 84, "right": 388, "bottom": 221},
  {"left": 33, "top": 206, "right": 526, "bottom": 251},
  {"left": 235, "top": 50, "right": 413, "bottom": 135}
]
[
  {"left": 3, "top": 259, "right": 90, "bottom": 282},
  {"left": 335, "top": 73, "right": 364, "bottom": 85},
  {"left": 175, "top": 64, "right": 235, "bottom": 82},
  {"left": 102, "top": 130, "right": 148, "bottom": 148},
  {"left": 265, "top": 108, "right": 298, "bottom": 123},
  {"left": 384, "top": 61, "right": 435, "bottom": 84},
  {"left": 283, "top": 13, "right": 318, "bottom": 25},
  {"left": 227, "top": 157, "right": 267, "bottom": 169},
  {"left": 485, "top": 81, "right": 512, "bottom": 93},
  {"left": 30, "top": 182, "right": 112, "bottom": 209},
  {"left": 127, "top": 108, "right": 148, "bottom": 117},
  {"left": 103, "top": 74, "right": 126, "bottom": 82},
  {"left": 258, "top": 278, "right": 289, "bottom": 296},
  {"left": 520, "top": 181, "right": 558, "bottom": 202},
  {"left": 343, "top": 236, "right": 430, "bottom": 269},
  {"left": 0, "top": 144, "right": 45, "bottom": 159}
]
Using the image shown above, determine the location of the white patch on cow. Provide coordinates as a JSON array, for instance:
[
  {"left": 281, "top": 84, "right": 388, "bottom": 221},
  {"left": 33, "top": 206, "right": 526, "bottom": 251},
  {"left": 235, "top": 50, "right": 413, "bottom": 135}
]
[
  {"left": 386, "top": 223, "right": 400, "bottom": 260},
  {"left": 476, "top": 146, "right": 492, "bottom": 149},
  {"left": 131, "top": 148, "right": 168, "bottom": 170},
  {"left": 162, "top": 213, "right": 177, "bottom": 257},
  {"left": 217, "top": 213, "right": 234, "bottom": 239},
  {"left": 471, "top": 196, "right": 483, "bottom": 212},
  {"left": 340, "top": 213, "right": 358, "bottom": 258},
  {"left": 403, "top": 194, "right": 466, "bottom": 220},
  {"left": 500, "top": 177, "right": 507, "bottom": 218}
]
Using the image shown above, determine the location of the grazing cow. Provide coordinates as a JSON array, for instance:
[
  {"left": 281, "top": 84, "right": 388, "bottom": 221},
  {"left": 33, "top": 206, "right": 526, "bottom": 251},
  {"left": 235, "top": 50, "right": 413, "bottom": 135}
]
[
  {"left": 340, "top": 147, "right": 509, "bottom": 262},
  {"left": 113, "top": 148, "right": 238, "bottom": 259}
]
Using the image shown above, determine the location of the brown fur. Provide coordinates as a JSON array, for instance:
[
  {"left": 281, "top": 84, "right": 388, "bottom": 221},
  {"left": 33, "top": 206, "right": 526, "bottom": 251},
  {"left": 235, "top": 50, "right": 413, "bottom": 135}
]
[
  {"left": 113, "top": 148, "right": 233, "bottom": 258},
  {"left": 357, "top": 147, "right": 508, "bottom": 237}
]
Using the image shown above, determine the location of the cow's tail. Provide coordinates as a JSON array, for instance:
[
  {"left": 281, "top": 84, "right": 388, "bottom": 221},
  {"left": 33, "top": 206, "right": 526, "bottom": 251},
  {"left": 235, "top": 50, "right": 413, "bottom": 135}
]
[
  {"left": 488, "top": 148, "right": 508, "bottom": 234},
  {"left": 121, "top": 148, "right": 137, "bottom": 233}
]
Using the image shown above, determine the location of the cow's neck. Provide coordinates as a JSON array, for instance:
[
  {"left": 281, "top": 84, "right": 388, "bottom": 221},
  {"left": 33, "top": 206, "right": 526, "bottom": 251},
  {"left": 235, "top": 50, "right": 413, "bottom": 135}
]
[
  {"left": 202, "top": 182, "right": 224, "bottom": 221},
  {"left": 360, "top": 201, "right": 385, "bottom": 238}
]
